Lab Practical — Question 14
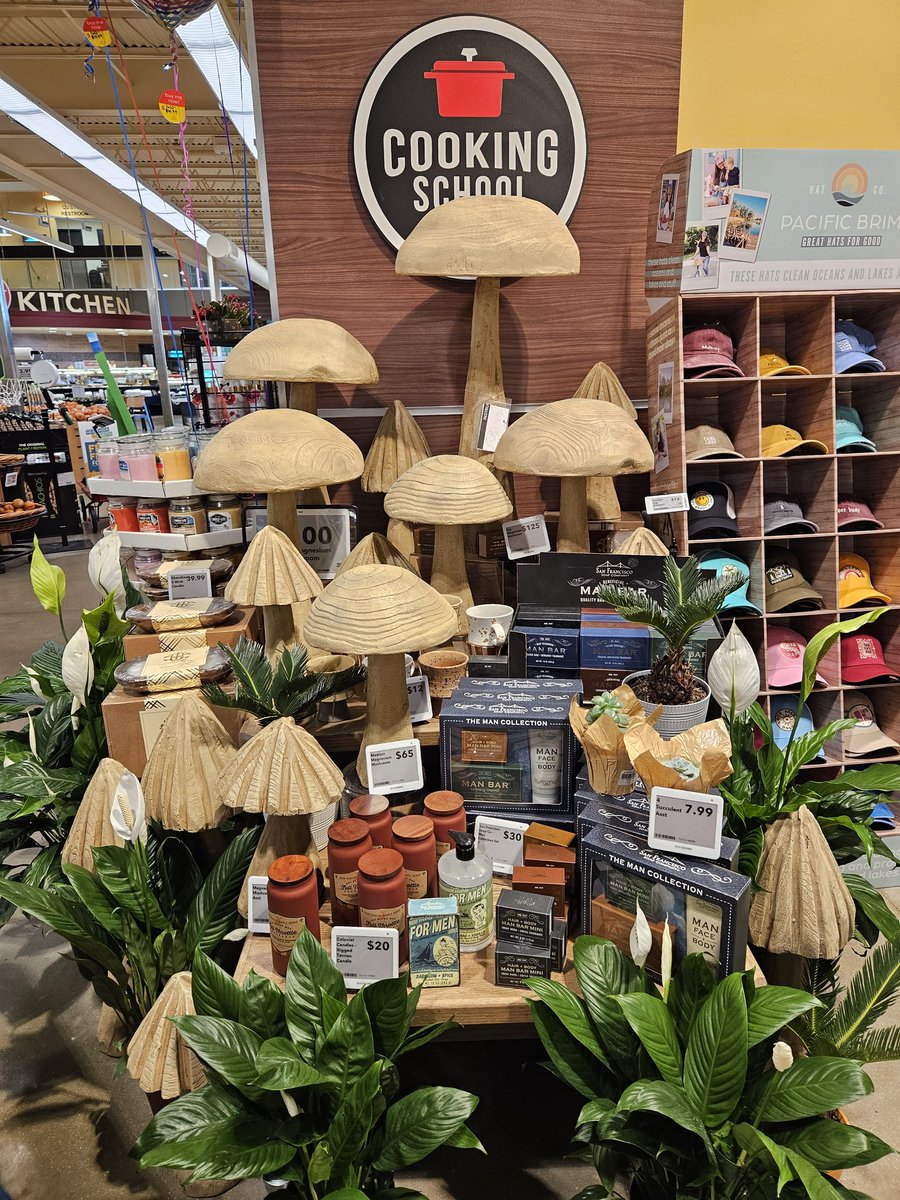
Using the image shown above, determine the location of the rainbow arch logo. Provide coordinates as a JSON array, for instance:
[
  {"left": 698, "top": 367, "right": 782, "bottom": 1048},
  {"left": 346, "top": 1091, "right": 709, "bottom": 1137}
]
[{"left": 832, "top": 162, "right": 868, "bottom": 207}]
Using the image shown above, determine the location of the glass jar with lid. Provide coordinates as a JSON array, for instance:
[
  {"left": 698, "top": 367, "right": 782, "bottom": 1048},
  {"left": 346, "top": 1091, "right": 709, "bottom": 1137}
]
[
  {"left": 108, "top": 498, "right": 139, "bottom": 532},
  {"left": 205, "top": 493, "right": 243, "bottom": 531},
  {"left": 97, "top": 437, "right": 119, "bottom": 480},
  {"left": 117, "top": 433, "right": 157, "bottom": 482},
  {"left": 136, "top": 498, "right": 170, "bottom": 534},
  {"left": 168, "top": 496, "right": 208, "bottom": 534},
  {"left": 189, "top": 427, "right": 218, "bottom": 473},
  {"left": 154, "top": 427, "right": 192, "bottom": 481}
]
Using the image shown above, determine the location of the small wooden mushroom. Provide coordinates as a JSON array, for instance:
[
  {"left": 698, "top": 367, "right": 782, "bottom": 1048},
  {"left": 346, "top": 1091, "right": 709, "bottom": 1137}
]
[
  {"left": 193, "top": 409, "right": 363, "bottom": 545},
  {"left": 384, "top": 455, "right": 512, "bottom": 627},
  {"left": 335, "top": 532, "right": 419, "bottom": 578},
  {"left": 616, "top": 527, "right": 670, "bottom": 556},
  {"left": 304, "top": 565, "right": 457, "bottom": 786},
  {"left": 749, "top": 806, "right": 855, "bottom": 959},
  {"left": 396, "top": 196, "right": 579, "bottom": 486},
  {"left": 127, "top": 972, "right": 206, "bottom": 1099},
  {"left": 97, "top": 1004, "right": 126, "bottom": 1057},
  {"left": 361, "top": 401, "right": 432, "bottom": 556},
  {"left": 236, "top": 814, "right": 311, "bottom": 919},
  {"left": 141, "top": 693, "right": 235, "bottom": 832},
  {"left": 62, "top": 757, "right": 127, "bottom": 871},
  {"left": 494, "top": 398, "right": 653, "bottom": 554},
  {"left": 573, "top": 361, "right": 638, "bottom": 521},
  {"left": 226, "top": 525, "right": 323, "bottom": 658}
]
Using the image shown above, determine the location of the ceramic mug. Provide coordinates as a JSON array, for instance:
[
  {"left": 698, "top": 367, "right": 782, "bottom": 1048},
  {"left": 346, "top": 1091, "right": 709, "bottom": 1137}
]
[
  {"left": 437, "top": 593, "right": 463, "bottom": 632},
  {"left": 418, "top": 649, "right": 469, "bottom": 699},
  {"left": 465, "top": 604, "right": 514, "bottom": 651}
]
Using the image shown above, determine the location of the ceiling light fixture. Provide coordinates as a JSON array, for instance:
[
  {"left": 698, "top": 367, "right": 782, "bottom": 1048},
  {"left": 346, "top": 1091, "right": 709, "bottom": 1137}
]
[
  {"left": 178, "top": 5, "right": 257, "bottom": 158},
  {"left": 42, "top": 192, "right": 62, "bottom": 202}
]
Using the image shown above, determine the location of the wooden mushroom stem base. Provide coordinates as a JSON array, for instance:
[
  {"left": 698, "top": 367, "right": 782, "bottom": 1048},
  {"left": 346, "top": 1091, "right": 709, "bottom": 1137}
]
[
  {"left": 262, "top": 603, "right": 301, "bottom": 660},
  {"left": 287, "top": 381, "right": 317, "bottom": 414},
  {"left": 357, "top": 653, "right": 413, "bottom": 787},
  {"left": 587, "top": 475, "right": 621, "bottom": 522},
  {"left": 430, "top": 524, "right": 473, "bottom": 632},
  {"left": 459, "top": 276, "right": 513, "bottom": 504},
  {"left": 267, "top": 491, "right": 301, "bottom": 548},
  {"left": 557, "top": 475, "right": 590, "bottom": 554}
]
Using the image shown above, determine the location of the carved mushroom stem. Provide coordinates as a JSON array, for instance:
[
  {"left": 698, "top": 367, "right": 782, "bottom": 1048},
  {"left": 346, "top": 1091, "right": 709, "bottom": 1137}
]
[
  {"left": 557, "top": 475, "right": 590, "bottom": 553},
  {"left": 586, "top": 475, "right": 622, "bottom": 522},
  {"left": 357, "top": 652, "right": 413, "bottom": 787},
  {"left": 263, "top": 603, "right": 300, "bottom": 660},
  {"left": 386, "top": 516, "right": 417, "bottom": 560},
  {"left": 238, "top": 814, "right": 317, "bottom": 918},
  {"left": 267, "top": 491, "right": 300, "bottom": 547},
  {"left": 460, "top": 276, "right": 514, "bottom": 507},
  {"left": 287, "top": 381, "right": 317, "bottom": 414},
  {"left": 431, "top": 524, "right": 473, "bottom": 631}
]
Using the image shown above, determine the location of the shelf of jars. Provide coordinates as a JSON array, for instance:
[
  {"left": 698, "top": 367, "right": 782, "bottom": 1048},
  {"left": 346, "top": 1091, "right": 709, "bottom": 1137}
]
[
  {"left": 113, "top": 527, "right": 244, "bottom": 551},
  {"left": 87, "top": 477, "right": 209, "bottom": 499}
]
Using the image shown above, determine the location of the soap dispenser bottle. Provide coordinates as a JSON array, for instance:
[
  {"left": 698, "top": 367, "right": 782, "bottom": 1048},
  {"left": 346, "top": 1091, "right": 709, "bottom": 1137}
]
[{"left": 438, "top": 829, "right": 493, "bottom": 951}]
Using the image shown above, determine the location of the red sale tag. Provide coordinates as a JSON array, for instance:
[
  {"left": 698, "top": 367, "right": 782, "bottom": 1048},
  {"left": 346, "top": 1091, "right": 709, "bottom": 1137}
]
[
  {"left": 83, "top": 16, "right": 111, "bottom": 47},
  {"left": 159, "top": 88, "right": 186, "bottom": 124}
]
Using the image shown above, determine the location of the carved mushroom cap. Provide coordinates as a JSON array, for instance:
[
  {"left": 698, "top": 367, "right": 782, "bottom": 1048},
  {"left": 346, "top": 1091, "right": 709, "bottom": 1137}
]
[
  {"left": 304, "top": 564, "right": 457, "bottom": 654},
  {"left": 335, "top": 532, "right": 419, "bottom": 577},
  {"left": 141, "top": 692, "right": 235, "bottom": 831},
  {"left": 573, "top": 361, "right": 637, "bottom": 419},
  {"left": 222, "top": 318, "right": 378, "bottom": 385},
  {"left": 193, "top": 409, "right": 364, "bottom": 493},
  {"left": 616, "top": 527, "right": 670, "bottom": 556},
  {"left": 384, "top": 454, "right": 513, "bottom": 525},
  {"left": 494, "top": 398, "right": 653, "bottom": 478},
  {"left": 219, "top": 717, "right": 342, "bottom": 815},
  {"left": 127, "top": 972, "right": 206, "bottom": 1099},
  {"left": 62, "top": 757, "right": 127, "bottom": 871},
  {"left": 226, "top": 526, "right": 322, "bottom": 606},
  {"left": 361, "top": 401, "right": 432, "bottom": 493},
  {"left": 396, "top": 196, "right": 580, "bottom": 278}
]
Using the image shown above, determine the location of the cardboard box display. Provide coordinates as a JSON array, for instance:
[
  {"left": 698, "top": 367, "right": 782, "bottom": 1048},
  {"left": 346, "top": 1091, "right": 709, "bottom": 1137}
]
[
  {"left": 123, "top": 605, "right": 260, "bottom": 659},
  {"left": 550, "top": 917, "right": 568, "bottom": 972},
  {"left": 524, "top": 821, "right": 576, "bottom": 850},
  {"left": 510, "top": 625, "right": 580, "bottom": 679},
  {"left": 101, "top": 685, "right": 245, "bottom": 775},
  {"left": 408, "top": 898, "right": 460, "bottom": 988},
  {"left": 523, "top": 842, "right": 577, "bottom": 890},
  {"left": 495, "top": 888, "right": 554, "bottom": 950},
  {"left": 512, "top": 864, "right": 567, "bottom": 918},
  {"left": 495, "top": 940, "right": 552, "bottom": 988},
  {"left": 579, "top": 614, "right": 651, "bottom": 673}
]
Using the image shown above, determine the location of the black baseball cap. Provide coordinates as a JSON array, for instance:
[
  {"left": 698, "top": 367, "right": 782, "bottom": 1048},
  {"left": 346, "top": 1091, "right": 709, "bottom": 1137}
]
[{"left": 688, "top": 481, "right": 739, "bottom": 538}]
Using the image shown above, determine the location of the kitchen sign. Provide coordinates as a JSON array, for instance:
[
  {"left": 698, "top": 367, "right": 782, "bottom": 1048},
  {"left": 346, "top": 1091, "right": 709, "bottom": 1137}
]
[
  {"left": 10, "top": 290, "right": 136, "bottom": 316},
  {"left": 353, "top": 16, "right": 587, "bottom": 250}
]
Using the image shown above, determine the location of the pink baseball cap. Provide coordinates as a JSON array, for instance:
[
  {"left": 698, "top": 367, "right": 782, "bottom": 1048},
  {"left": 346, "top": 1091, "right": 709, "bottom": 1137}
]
[
  {"left": 766, "top": 625, "right": 826, "bottom": 689},
  {"left": 683, "top": 325, "right": 744, "bottom": 378},
  {"left": 837, "top": 498, "right": 884, "bottom": 531}
]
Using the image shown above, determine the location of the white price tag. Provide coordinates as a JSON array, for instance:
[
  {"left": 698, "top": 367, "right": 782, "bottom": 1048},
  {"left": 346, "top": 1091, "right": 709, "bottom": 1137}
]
[
  {"left": 648, "top": 787, "right": 723, "bottom": 860},
  {"left": 72, "top": 385, "right": 86, "bottom": 399},
  {"left": 247, "top": 876, "right": 270, "bottom": 933},
  {"left": 502, "top": 514, "right": 551, "bottom": 560},
  {"left": 476, "top": 400, "right": 511, "bottom": 452},
  {"left": 332, "top": 926, "right": 399, "bottom": 990},
  {"left": 168, "top": 567, "right": 213, "bottom": 600},
  {"left": 474, "top": 814, "right": 528, "bottom": 877},
  {"left": 58, "top": 471, "right": 76, "bottom": 487},
  {"left": 4, "top": 471, "right": 17, "bottom": 488},
  {"left": 406, "top": 675, "right": 433, "bottom": 724},
  {"left": 296, "top": 508, "right": 352, "bottom": 579},
  {"left": 645, "top": 492, "right": 689, "bottom": 514},
  {"left": 365, "top": 738, "right": 424, "bottom": 796}
]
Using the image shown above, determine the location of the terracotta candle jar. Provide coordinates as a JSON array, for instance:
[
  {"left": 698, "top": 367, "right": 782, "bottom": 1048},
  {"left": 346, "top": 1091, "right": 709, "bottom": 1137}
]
[
  {"left": 391, "top": 814, "right": 438, "bottom": 899},
  {"left": 348, "top": 793, "right": 394, "bottom": 849},
  {"left": 267, "top": 854, "right": 321, "bottom": 976},
  {"left": 357, "top": 848, "right": 408, "bottom": 963},
  {"left": 424, "top": 790, "right": 467, "bottom": 857},
  {"left": 327, "top": 817, "right": 373, "bottom": 927}
]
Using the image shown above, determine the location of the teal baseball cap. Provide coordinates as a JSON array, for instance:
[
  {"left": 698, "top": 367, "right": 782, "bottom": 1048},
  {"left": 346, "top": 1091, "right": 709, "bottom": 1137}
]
[
  {"left": 836, "top": 405, "right": 877, "bottom": 452},
  {"left": 698, "top": 550, "right": 762, "bottom": 616}
]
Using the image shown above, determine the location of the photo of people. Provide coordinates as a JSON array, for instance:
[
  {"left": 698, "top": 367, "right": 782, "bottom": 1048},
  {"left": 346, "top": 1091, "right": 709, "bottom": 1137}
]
[
  {"left": 683, "top": 221, "right": 721, "bottom": 289},
  {"left": 702, "top": 148, "right": 742, "bottom": 218},
  {"left": 652, "top": 411, "right": 670, "bottom": 473},
  {"left": 655, "top": 173, "right": 680, "bottom": 244},
  {"left": 657, "top": 361, "right": 674, "bottom": 424},
  {"left": 721, "top": 189, "right": 771, "bottom": 262}
]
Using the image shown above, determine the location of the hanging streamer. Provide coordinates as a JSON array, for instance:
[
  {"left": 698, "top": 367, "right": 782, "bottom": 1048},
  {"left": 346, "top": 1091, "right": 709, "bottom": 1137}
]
[{"left": 82, "top": 2, "right": 108, "bottom": 81}]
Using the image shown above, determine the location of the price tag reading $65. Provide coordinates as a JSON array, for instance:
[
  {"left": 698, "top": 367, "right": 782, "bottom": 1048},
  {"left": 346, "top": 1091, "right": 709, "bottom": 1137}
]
[
  {"left": 648, "top": 786, "right": 723, "bottom": 860},
  {"left": 364, "top": 738, "right": 424, "bottom": 796},
  {"left": 502, "top": 514, "right": 551, "bottom": 560}
]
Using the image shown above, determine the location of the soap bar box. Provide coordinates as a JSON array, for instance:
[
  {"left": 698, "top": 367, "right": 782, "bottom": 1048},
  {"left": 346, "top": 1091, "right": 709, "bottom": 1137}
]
[{"left": 407, "top": 898, "right": 460, "bottom": 989}]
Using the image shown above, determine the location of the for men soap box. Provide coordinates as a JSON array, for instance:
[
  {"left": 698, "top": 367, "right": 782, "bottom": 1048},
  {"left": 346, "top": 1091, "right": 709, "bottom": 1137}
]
[{"left": 408, "top": 898, "right": 460, "bottom": 989}]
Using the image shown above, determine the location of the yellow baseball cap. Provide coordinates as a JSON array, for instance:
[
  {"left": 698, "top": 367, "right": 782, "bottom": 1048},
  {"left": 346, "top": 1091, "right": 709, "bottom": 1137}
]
[
  {"left": 839, "top": 554, "right": 892, "bottom": 608},
  {"left": 762, "top": 424, "right": 828, "bottom": 457},
  {"left": 759, "top": 349, "right": 812, "bottom": 377}
]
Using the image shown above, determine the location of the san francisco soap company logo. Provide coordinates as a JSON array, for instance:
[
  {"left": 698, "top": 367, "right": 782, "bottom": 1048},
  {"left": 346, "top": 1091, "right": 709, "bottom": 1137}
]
[{"left": 353, "top": 16, "right": 587, "bottom": 250}]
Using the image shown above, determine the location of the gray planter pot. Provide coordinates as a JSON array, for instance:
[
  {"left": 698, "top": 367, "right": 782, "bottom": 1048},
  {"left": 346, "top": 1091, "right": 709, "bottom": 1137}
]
[{"left": 623, "top": 671, "right": 711, "bottom": 738}]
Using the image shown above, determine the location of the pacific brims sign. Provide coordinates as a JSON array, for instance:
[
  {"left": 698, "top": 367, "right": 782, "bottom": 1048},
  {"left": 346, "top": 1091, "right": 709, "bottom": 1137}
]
[{"left": 353, "top": 15, "right": 587, "bottom": 251}]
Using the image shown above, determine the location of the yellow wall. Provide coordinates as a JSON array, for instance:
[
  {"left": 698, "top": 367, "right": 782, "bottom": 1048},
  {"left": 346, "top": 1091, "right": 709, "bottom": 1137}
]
[{"left": 678, "top": 0, "right": 900, "bottom": 150}]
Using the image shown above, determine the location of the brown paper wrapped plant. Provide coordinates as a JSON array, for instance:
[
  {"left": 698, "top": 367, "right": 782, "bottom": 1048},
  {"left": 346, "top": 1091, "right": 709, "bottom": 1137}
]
[
  {"left": 361, "top": 401, "right": 432, "bottom": 557},
  {"left": 569, "top": 687, "right": 660, "bottom": 796},
  {"left": 573, "top": 361, "right": 638, "bottom": 521},
  {"left": 225, "top": 525, "right": 323, "bottom": 658},
  {"left": 127, "top": 972, "right": 206, "bottom": 1100},
  {"left": 62, "top": 756, "right": 127, "bottom": 871},
  {"left": 141, "top": 692, "right": 235, "bottom": 832},
  {"left": 623, "top": 719, "right": 733, "bottom": 797}
]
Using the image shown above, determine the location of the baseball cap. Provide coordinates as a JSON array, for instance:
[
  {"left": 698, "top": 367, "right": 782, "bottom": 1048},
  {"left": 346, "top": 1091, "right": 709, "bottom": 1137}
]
[
  {"left": 769, "top": 698, "right": 826, "bottom": 760},
  {"left": 764, "top": 495, "right": 819, "bottom": 535},
  {"left": 837, "top": 498, "right": 883, "bottom": 531},
  {"left": 762, "top": 424, "right": 829, "bottom": 457},
  {"left": 841, "top": 632, "right": 900, "bottom": 683},
  {"left": 759, "top": 349, "right": 811, "bottom": 377},
  {"left": 685, "top": 425, "right": 743, "bottom": 461},
  {"left": 682, "top": 325, "right": 744, "bottom": 378},
  {"left": 835, "top": 320, "right": 885, "bottom": 373},
  {"left": 687, "top": 481, "right": 739, "bottom": 538},
  {"left": 766, "top": 626, "right": 826, "bottom": 689},
  {"left": 765, "top": 550, "right": 825, "bottom": 613},
  {"left": 836, "top": 405, "right": 877, "bottom": 453},
  {"left": 697, "top": 550, "right": 762, "bottom": 616},
  {"left": 839, "top": 553, "right": 892, "bottom": 607},
  {"left": 843, "top": 691, "right": 900, "bottom": 757}
]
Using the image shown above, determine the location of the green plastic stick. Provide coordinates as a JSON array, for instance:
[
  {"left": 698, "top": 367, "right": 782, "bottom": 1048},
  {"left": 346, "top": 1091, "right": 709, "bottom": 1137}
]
[{"left": 86, "top": 331, "right": 136, "bottom": 436}]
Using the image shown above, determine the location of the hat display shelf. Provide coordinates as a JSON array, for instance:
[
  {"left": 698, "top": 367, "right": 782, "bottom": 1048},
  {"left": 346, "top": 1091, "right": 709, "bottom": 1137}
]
[{"left": 646, "top": 283, "right": 900, "bottom": 771}]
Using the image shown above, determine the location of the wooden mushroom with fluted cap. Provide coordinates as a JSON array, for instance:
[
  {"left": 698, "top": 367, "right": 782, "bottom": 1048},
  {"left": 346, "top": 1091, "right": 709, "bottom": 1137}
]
[
  {"left": 127, "top": 972, "right": 205, "bottom": 1100},
  {"left": 226, "top": 525, "right": 322, "bottom": 657},
  {"left": 494, "top": 398, "right": 653, "bottom": 554},
  {"left": 335, "top": 531, "right": 419, "bottom": 578},
  {"left": 384, "top": 454, "right": 512, "bottom": 626},
  {"left": 62, "top": 756, "right": 127, "bottom": 871},
  {"left": 304, "top": 565, "right": 457, "bottom": 786},
  {"left": 573, "top": 361, "right": 638, "bottom": 521},
  {"left": 362, "top": 400, "right": 432, "bottom": 556},
  {"left": 141, "top": 692, "right": 235, "bottom": 832},
  {"left": 616, "top": 527, "right": 670, "bottom": 556},
  {"left": 396, "top": 196, "right": 580, "bottom": 480},
  {"left": 193, "top": 409, "right": 363, "bottom": 545}
]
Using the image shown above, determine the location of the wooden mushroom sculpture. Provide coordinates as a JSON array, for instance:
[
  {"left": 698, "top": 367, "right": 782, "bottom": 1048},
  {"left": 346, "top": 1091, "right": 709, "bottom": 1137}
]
[
  {"left": 236, "top": 813, "right": 313, "bottom": 919},
  {"left": 494, "top": 398, "right": 653, "bottom": 554},
  {"left": 749, "top": 806, "right": 855, "bottom": 959},
  {"left": 361, "top": 401, "right": 432, "bottom": 557},
  {"left": 141, "top": 692, "right": 235, "bottom": 832},
  {"left": 193, "top": 409, "right": 363, "bottom": 545},
  {"left": 335, "top": 531, "right": 419, "bottom": 578},
  {"left": 573, "top": 361, "right": 639, "bottom": 521},
  {"left": 396, "top": 196, "right": 580, "bottom": 483},
  {"left": 304, "top": 565, "right": 457, "bottom": 786},
  {"left": 226, "top": 525, "right": 322, "bottom": 657},
  {"left": 127, "top": 972, "right": 206, "bottom": 1100},
  {"left": 62, "top": 756, "right": 127, "bottom": 871},
  {"left": 616, "top": 527, "right": 670, "bottom": 556},
  {"left": 384, "top": 455, "right": 512, "bottom": 626}
]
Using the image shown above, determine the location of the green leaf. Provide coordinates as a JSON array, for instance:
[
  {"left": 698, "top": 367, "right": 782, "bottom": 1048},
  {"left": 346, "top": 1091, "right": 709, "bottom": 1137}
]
[
  {"left": 71, "top": 719, "right": 106, "bottom": 775},
  {"left": 844, "top": 875, "right": 900, "bottom": 942},
  {"left": 683, "top": 973, "right": 748, "bottom": 1127},
  {"left": 758, "top": 1057, "right": 873, "bottom": 1122},
  {"left": 284, "top": 928, "right": 347, "bottom": 1056},
  {"left": 616, "top": 1079, "right": 714, "bottom": 1158},
  {"left": 789, "top": 1145, "right": 852, "bottom": 1200},
  {"left": 30, "top": 537, "right": 66, "bottom": 619},
  {"left": 90, "top": 844, "right": 167, "bottom": 928},
  {"left": 255, "top": 1037, "right": 322, "bottom": 1090},
  {"left": 316, "top": 990, "right": 375, "bottom": 1097},
  {"left": 191, "top": 950, "right": 243, "bottom": 1023},
  {"left": 139, "top": 1116, "right": 294, "bottom": 1182},
  {"left": 308, "top": 1142, "right": 333, "bottom": 1187},
  {"left": 825, "top": 938, "right": 900, "bottom": 1049},
  {"left": 734, "top": 1124, "right": 797, "bottom": 1192},
  {"left": 577, "top": 1097, "right": 616, "bottom": 1126},
  {"left": 572, "top": 936, "right": 643, "bottom": 1074},
  {"left": 773, "top": 1119, "right": 893, "bottom": 1171},
  {"left": 527, "top": 999, "right": 613, "bottom": 1100},
  {"left": 326, "top": 1061, "right": 383, "bottom": 1181},
  {"left": 81, "top": 590, "right": 129, "bottom": 646},
  {"left": 239, "top": 971, "right": 286, "bottom": 1040},
  {"left": 801, "top": 611, "right": 884, "bottom": 706},
  {"left": 63, "top": 864, "right": 125, "bottom": 937},
  {"left": 29, "top": 640, "right": 65, "bottom": 688},
  {"left": 443, "top": 1123, "right": 486, "bottom": 1152},
  {"left": 667, "top": 952, "right": 716, "bottom": 1045},
  {"left": 183, "top": 825, "right": 260, "bottom": 957},
  {"left": 0, "top": 760, "right": 83, "bottom": 803},
  {"left": 747, "top": 986, "right": 822, "bottom": 1047},
  {"left": 616, "top": 993, "right": 682, "bottom": 1085},
  {"left": 374, "top": 1087, "right": 478, "bottom": 1172},
  {"left": 528, "top": 977, "right": 610, "bottom": 1067},
  {"left": 132, "top": 1082, "right": 243, "bottom": 1157},
  {"left": 396, "top": 1017, "right": 457, "bottom": 1058},
  {"left": 361, "top": 974, "right": 411, "bottom": 1061},
  {"left": 322, "top": 1191, "right": 368, "bottom": 1200},
  {"left": 172, "top": 1015, "right": 263, "bottom": 1093}
]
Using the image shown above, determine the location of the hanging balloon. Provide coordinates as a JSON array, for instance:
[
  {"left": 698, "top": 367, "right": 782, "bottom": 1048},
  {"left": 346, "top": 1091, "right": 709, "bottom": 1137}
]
[
  {"left": 159, "top": 88, "right": 186, "bottom": 124},
  {"left": 83, "top": 16, "right": 111, "bottom": 48},
  {"left": 128, "top": 0, "right": 216, "bottom": 32}
]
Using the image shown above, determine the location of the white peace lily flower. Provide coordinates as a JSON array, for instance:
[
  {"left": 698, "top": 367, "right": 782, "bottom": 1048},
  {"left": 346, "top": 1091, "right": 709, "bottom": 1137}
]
[
  {"left": 61, "top": 625, "right": 94, "bottom": 714},
  {"left": 772, "top": 1040, "right": 794, "bottom": 1072},
  {"left": 109, "top": 770, "right": 147, "bottom": 843},
  {"left": 88, "top": 532, "right": 126, "bottom": 615},
  {"left": 660, "top": 914, "right": 673, "bottom": 996},
  {"left": 27, "top": 714, "right": 37, "bottom": 756},
  {"left": 24, "top": 666, "right": 48, "bottom": 701},
  {"left": 629, "top": 900, "right": 652, "bottom": 969},
  {"left": 707, "top": 621, "right": 761, "bottom": 716}
]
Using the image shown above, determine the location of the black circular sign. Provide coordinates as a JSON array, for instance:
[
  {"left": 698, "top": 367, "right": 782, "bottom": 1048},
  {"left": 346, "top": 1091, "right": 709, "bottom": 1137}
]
[{"left": 353, "top": 16, "right": 587, "bottom": 250}]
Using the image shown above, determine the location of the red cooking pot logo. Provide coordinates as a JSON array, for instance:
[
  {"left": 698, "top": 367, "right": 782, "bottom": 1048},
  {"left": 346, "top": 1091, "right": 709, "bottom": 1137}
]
[{"left": 424, "top": 47, "right": 515, "bottom": 118}]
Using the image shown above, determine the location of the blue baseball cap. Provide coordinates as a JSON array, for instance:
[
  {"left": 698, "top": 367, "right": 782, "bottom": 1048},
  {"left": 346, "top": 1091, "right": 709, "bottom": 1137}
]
[
  {"left": 835, "top": 320, "right": 885, "bottom": 373},
  {"left": 836, "top": 405, "right": 877, "bottom": 452},
  {"left": 697, "top": 550, "right": 762, "bottom": 616},
  {"left": 770, "top": 698, "right": 826, "bottom": 761}
]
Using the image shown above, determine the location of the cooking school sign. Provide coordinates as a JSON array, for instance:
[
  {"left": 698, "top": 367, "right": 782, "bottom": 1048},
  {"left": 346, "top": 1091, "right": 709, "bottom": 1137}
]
[{"left": 353, "top": 16, "right": 587, "bottom": 249}]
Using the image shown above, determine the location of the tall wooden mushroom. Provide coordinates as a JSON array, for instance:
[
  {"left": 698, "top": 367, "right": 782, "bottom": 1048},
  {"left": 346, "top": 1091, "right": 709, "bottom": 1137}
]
[
  {"left": 141, "top": 692, "right": 235, "bottom": 832},
  {"left": 336, "top": 532, "right": 419, "bottom": 577},
  {"left": 494, "top": 398, "right": 653, "bottom": 554},
  {"left": 304, "top": 565, "right": 457, "bottom": 786},
  {"left": 395, "top": 196, "right": 580, "bottom": 485},
  {"left": 127, "top": 972, "right": 206, "bottom": 1100},
  {"left": 384, "top": 454, "right": 512, "bottom": 626},
  {"left": 361, "top": 400, "right": 431, "bottom": 557},
  {"left": 193, "top": 409, "right": 363, "bottom": 546},
  {"left": 62, "top": 757, "right": 127, "bottom": 871},
  {"left": 573, "top": 361, "right": 639, "bottom": 521},
  {"left": 226, "top": 525, "right": 322, "bottom": 657}
]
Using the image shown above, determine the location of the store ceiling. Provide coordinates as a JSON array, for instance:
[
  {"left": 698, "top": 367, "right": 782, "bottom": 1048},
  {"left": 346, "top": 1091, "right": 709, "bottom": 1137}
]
[{"left": 0, "top": 0, "right": 264, "bottom": 263}]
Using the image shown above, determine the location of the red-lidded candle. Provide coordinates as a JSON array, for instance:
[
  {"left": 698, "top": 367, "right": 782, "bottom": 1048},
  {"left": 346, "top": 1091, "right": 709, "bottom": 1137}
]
[
  {"left": 357, "top": 848, "right": 408, "bottom": 963},
  {"left": 348, "top": 793, "right": 394, "bottom": 850},
  {"left": 391, "top": 814, "right": 437, "bottom": 899},
  {"left": 424, "top": 790, "right": 467, "bottom": 857},
  {"left": 267, "top": 854, "right": 320, "bottom": 976},
  {"left": 327, "top": 817, "right": 372, "bottom": 927}
]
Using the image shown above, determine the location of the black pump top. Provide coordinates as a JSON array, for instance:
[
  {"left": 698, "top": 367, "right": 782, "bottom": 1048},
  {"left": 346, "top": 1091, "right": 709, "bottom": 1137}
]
[{"left": 449, "top": 829, "right": 475, "bottom": 860}]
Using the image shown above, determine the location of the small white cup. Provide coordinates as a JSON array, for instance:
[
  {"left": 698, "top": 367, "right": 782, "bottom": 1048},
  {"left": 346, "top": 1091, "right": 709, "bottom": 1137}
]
[{"left": 466, "top": 603, "right": 514, "bottom": 648}]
